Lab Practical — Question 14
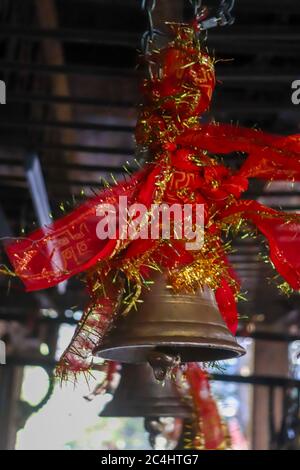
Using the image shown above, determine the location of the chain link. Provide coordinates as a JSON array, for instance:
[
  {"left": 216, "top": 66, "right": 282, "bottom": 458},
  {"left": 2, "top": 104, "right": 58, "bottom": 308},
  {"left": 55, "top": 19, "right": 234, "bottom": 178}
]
[
  {"left": 218, "top": 0, "right": 235, "bottom": 26},
  {"left": 199, "top": 0, "right": 236, "bottom": 30},
  {"left": 141, "top": 0, "right": 236, "bottom": 54},
  {"left": 189, "top": 0, "right": 202, "bottom": 16},
  {"left": 141, "top": 0, "right": 156, "bottom": 38},
  {"left": 141, "top": 0, "right": 162, "bottom": 56}
]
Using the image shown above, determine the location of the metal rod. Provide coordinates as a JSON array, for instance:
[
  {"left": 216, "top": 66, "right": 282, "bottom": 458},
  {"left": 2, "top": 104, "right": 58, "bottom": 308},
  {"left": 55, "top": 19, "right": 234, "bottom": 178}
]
[
  {"left": 3, "top": 355, "right": 300, "bottom": 389},
  {"left": 238, "top": 330, "right": 300, "bottom": 343},
  {"left": 0, "top": 29, "right": 298, "bottom": 57},
  {"left": 8, "top": 92, "right": 136, "bottom": 108},
  {"left": 0, "top": 27, "right": 140, "bottom": 46},
  {"left": 0, "top": 173, "right": 299, "bottom": 204},
  {"left": 7, "top": 93, "right": 296, "bottom": 113},
  {"left": 0, "top": 158, "right": 132, "bottom": 174},
  {"left": 0, "top": 160, "right": 297, "bottom": 198},
  {"left": 0, "top": 60, "right": 138, "bottom": 77},
  {"left": 0, "top": 310, "right": 299, "bottom": 344},
  {"left": 0, "top": 174, "right": 126, "bottom": 188},
  {"left": 0, "top": 119, "right": 134, "bottom": 133},
  {"left": 0, "top": 61, "right": 296, "bottom": 83},
  {"left": 0, "top": 141, "right": 133, "bottom": 156},
  {"left": 211, "top": 374, "right": 300, "bottom": 388}
]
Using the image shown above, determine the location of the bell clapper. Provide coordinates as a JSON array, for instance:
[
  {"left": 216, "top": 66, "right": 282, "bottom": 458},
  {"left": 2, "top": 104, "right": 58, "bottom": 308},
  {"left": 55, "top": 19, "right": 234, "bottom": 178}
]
[{"left": 148, "top": 350, "right": 181, "bottom": 382}]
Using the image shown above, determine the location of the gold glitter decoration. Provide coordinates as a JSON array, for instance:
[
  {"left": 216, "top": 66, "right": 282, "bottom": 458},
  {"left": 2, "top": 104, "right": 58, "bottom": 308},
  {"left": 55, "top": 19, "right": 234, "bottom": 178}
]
[{"left": 168, "top": 239, "right": 237, "bottom": 295}]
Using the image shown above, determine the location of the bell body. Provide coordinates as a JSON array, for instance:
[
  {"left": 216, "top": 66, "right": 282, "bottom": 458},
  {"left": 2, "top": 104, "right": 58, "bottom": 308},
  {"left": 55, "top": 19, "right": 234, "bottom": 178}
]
[
  {"left": 100, "top": 363, "right": 191, "bottom": 418},
  {"left": 96, "top": 274, "right": 245, "bottom": 364}
]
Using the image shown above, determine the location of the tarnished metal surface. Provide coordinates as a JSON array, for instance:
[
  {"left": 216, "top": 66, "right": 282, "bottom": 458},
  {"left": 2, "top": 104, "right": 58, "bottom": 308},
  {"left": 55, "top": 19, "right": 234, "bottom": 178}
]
[
  {"left": 96, "top": 274, "right": 245, "bottom": 364},
  {"left": 100, "top": 363, "right": 191, "bottom": 418}
]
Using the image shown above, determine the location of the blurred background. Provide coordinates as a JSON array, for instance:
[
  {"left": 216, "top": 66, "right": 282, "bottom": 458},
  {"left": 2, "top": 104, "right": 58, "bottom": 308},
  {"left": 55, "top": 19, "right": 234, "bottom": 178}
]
[{"left": 0, "top": 0, "right": 300, "bottom": 450}]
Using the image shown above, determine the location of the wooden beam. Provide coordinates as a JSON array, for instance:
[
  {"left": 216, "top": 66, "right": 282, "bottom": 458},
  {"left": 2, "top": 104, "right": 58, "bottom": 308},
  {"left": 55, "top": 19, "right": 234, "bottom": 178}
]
[{"left": 34, "top": 0, "right": 75, "bottom": 164}]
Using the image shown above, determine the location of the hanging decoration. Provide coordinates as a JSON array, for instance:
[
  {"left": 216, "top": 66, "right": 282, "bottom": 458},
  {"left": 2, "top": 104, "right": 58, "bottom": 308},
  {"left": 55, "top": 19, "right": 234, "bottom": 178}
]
[
  {"left": 4, "top": 5, "right": 300, "bottom": 381},
  {"left": 144, "top": 363, "right": 231, "bottom": 450},
  {"left": 88, "top": 361, "right": 230, "bottom": 450},
  {"left": 95, "top": 271, "right": 245, "bottom": 376},
  {"left": 84, "top": 361, "right": 119, "bottom": 401},
  {"left": 180, "top": 363, "right": 231, "bottom": 450},
  {"left": 99, "top": 363, "right": 191, "bottom": 418}
]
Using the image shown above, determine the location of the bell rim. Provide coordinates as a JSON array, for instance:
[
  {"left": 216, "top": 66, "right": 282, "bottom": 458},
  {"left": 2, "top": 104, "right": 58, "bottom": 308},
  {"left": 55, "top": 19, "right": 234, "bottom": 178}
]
[
  {"left": 95, "top": 339, "right": 246, "bottom": 363},
  {"left": 100, "top": 402, "right": 192, "bottom": 418},
  {"left": 100, "top": 410, "right": 191, "bottom": 418}
]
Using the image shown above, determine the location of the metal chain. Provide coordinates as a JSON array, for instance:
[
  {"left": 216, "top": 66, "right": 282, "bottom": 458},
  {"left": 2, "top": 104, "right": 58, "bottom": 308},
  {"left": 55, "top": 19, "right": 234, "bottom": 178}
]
[
  {"left": 141, "top": 0, "right": 161, "bottom": 55},
  {"left": 141, "top": 0, "right": 236, "bottom": 54},
  {"left": 189, "top": 0, "right": 202, "bottom": 16},
  {"left": 218, "top": 0, "right": 235, "bottom": 26},
  {"left": 141, "top": 0, "right": 156, "bottom": 39},
  {"left": 198, "top": 0, "right": 236, "bottom": 30}
]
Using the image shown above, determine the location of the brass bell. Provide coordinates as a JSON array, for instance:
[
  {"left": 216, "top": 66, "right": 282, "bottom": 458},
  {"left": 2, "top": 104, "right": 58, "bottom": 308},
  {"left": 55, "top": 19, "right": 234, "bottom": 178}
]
[
  {"left": 100, "top": 363, "right": 191, "bottom": 418},
  {"left": 96, "top": 273, "right": 245, "bottom": 369}
]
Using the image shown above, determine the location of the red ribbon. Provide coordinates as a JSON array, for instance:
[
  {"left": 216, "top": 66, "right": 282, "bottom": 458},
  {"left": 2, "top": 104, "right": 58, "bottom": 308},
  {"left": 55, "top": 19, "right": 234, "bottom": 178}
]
[
  {"left": 6, "top": 168, "right": 151, "bottom": 291},
  {"left": 185, "top": 363, "right": 227, "bottom": 450}
]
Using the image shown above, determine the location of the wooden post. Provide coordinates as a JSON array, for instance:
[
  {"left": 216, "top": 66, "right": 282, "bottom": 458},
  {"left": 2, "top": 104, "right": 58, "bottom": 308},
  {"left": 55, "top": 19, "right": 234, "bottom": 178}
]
[
  {"left": 252, "top": 339, "right": 289, "bottom": 449},
  {"left": 0, "top": 367, "right": 24, "bottom": 450}
]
